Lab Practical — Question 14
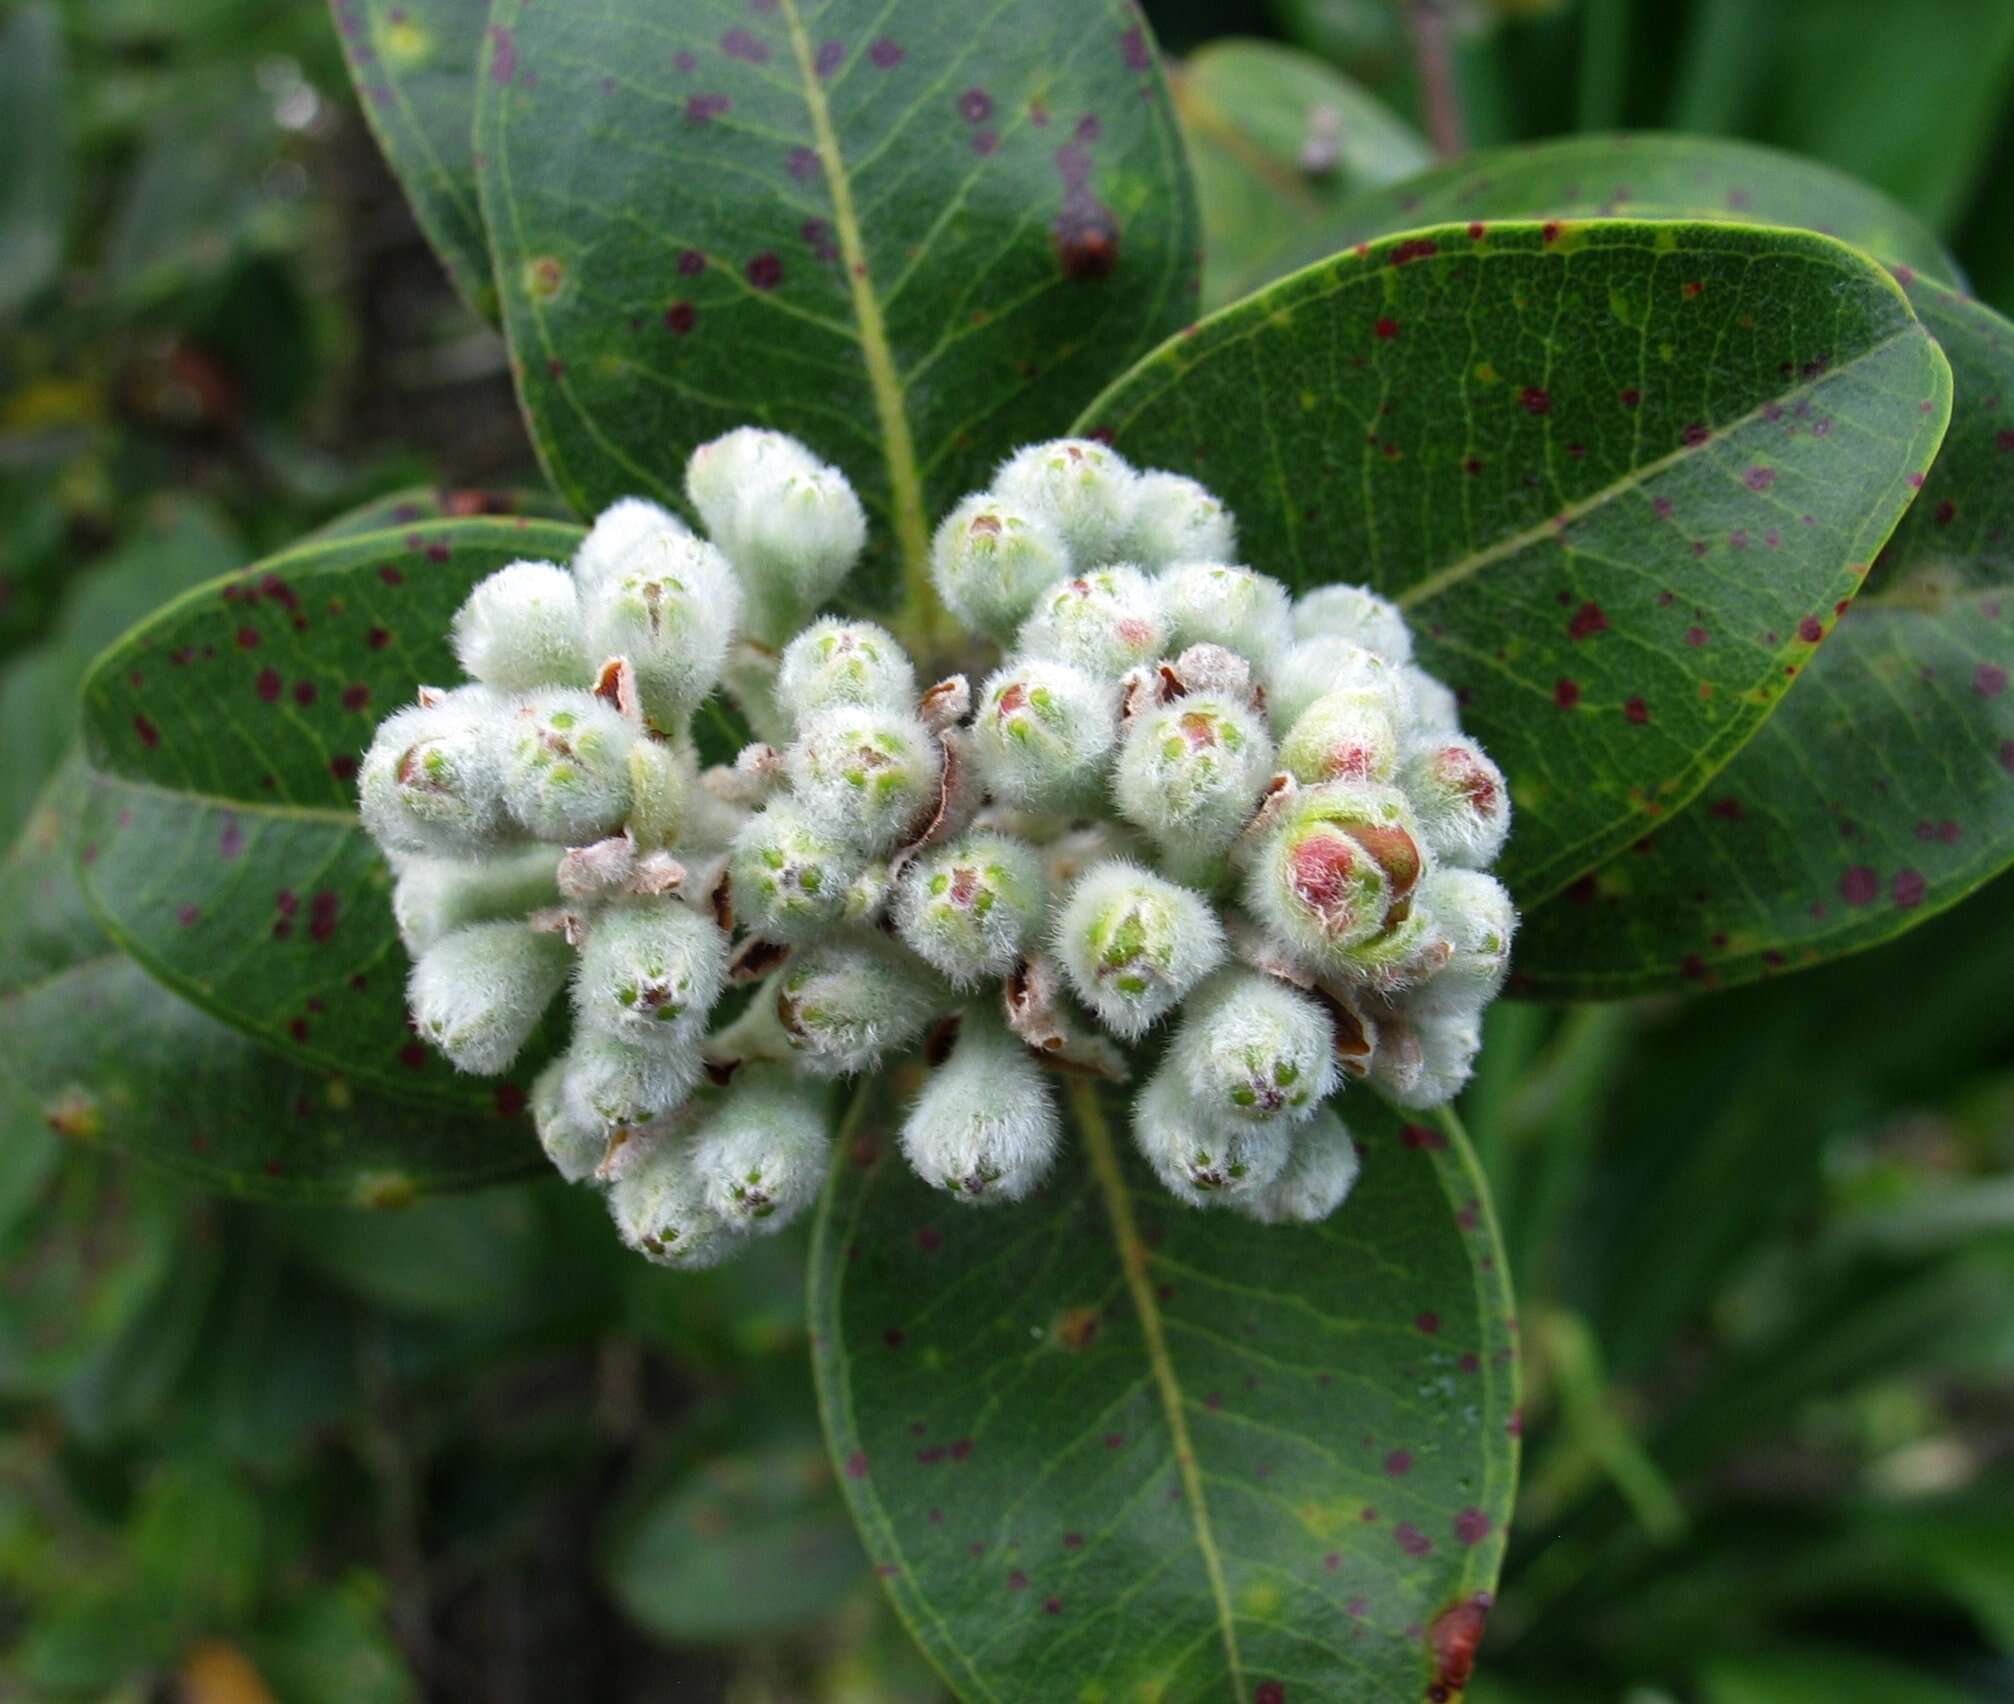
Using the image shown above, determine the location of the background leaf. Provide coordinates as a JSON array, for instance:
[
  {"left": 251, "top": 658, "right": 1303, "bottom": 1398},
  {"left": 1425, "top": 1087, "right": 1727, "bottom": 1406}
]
[
  {"left": 812, "top": 1080, "right": 1515, "bottom": 1703},
  {"left": 76, "top": 516, "right": 583, "bottom": 1110},
  {"left": 1076, "top": 220, "right": 1952, "bottom": 903},
  {"left": 303, "top": 482, "right": 576, "bottom": 543},
  {"left": 0, "top": 4, "right": 70, "bottom": 316},
  {"left": 1513, "top": 275, "right": 2014, "bottom": 995},
  {"left": 474, "top": 0, "right": 1199, "bottom": 612},
  {"left": 1173, "top": 37, "right": 1431, "bottom": 311},
  {"left": 329, "top": 0, "right": 498, "bottom": 321}
]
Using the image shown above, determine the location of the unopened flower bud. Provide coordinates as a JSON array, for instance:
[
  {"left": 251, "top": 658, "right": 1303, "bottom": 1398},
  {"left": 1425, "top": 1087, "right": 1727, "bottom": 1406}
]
[
  {"left": 685, "top": 427, "right": 819, "bottom": 541},
  {"left": 1127, "top": 471, "right": 1235, "bottom": 569},
  {"left": 573, "top": 896, "right": 726, "bottom": 1047},
  {"left": 391, "top": 846, "right": 560, "bottom": 956},
  {"left": 1245, "top": 783, "right": 1426, "bottom": 971},
  {"left": 1293, "top": 584, "right": 1414, "bottom": 664},
  {"left": 994, "top": 438, "right": 1137, "bottom": 566},
  {"left": 451, "top": 560, "right": 588, "bottom": 691},
  {"left": 1158, "top": 562, "right": 1293, "bottom": 667},
  {"left": 626, "top": 735, "right": 697, "bottom": 851},
  {"left": 729, "top": 466, "right": 870, "bottom": 643},
  {"left": 775, "top": 618, "right": 916, "bottom": 729},
  {"left": 407, "top": 920, "right": 570, "bottom": 1074},
  {"left": 531, "top": 1056, "right": 607, "bottom": 1184},
  {"left": 609, "top": 1140, "right": 741, "bottom": 1268},
  {"left": 501, "top": 690, "right": 637, "bottom": 843},
  {"left": 776, "top": 935, "right": 939, "bottom": 1076},
  {"left": 1053, "top": 860, "right": 1224, "bottom": 1039},
  {"left": 1113, "top": 694, "right": 1275, "bottom": 873},
  {"left": 573, "top": 498, "right": 691, "bottom": 598},
  {"left": 785, "top": 706, "right": 940, "bottom": 854},
  {"left": 1270, "top": 636, "right": 1411, "bottom": 735},
  {"left": 1370, "top": 1001, "right": 1482, "bottom": 1109},
  {"left": 1402, "top": 665, "right": 1462, "bottom": 738},
  {"left": 360, "top": 692, "right": 511, "bottom": 859},
  {"left": 1172, "top": 969, "right": 1338, "bottom": 1124},
  {"left": 692, "top": 1067, "right": 830, "bottom": 1231},
  {"left": 1018, "top": 567, "right": 1169, "bottom": 678},
  {"left": 1133, "top": 1060, "right": 1291, "bottom": 1205},
  {"left": 1233, "top": 1107, "right": 1360, "bottom": 1225},
  {"left": 900, "top": 1011, "right": 1059, "bottom": 1202},
  {"left": 563, "top": 1028, "right": 704, "bottom": 1127},
  {"left": 730, "top": 800, "right": 863, "bottom": 942},
  {"left": 969, "top": 657, "right": 1116, "bottom": 811},
  {"left": 582, "top": 532, "right": 742, "bottom": 726},
  {"left": 892, "top": 832, "right": 1048, "bottom": 987},
  {"left": 1277, "top": 690, "right": 1401, "bottom": 787},
  {"left": 1414, "top": 868, "right": 1516, "bottom": 1009},
  {"left": 1404, "top": 736, "right": 1510, "bottom": 869},
  {"left": 930, "top": 493, "right": 1070, "bottom": 640}
]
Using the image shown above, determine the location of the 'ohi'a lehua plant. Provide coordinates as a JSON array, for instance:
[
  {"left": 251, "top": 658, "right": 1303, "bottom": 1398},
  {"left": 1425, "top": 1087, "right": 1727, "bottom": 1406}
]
[{"left": 360, "top": 432, "right": 1516, "bottom": 1268}]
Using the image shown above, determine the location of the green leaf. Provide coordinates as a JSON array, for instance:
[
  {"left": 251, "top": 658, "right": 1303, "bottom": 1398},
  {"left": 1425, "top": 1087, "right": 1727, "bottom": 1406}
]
[
  {"left": 246, "top": 1575, "right": 420, "bottom": 1704},
  {"left": 1699, "top": 1648, "right": 1978, "bottom": 1704},
  {"left": 811, "top": 1081, "right": 1516, "bottom": 1703},
  {"left": 0, "top": 4, "right": 69, "bottom": 315},
  {"left": 473, "top": 0, "right": 1200, "bottom": 614},
  {"left": 1173, "top": 38, "right": 1431, "bottom": 311},
  {"left": 1512, "top": 273, "right": 2014, "bottom": 995},
  {"left": 1075, "top": 220, "right": 1952, "bottom": 902},
  {"left": 75, "top": 517, "right": 583, "bottom": 1111},
  {"left": 303, "top": 482, "right": 577, "bottom": 543},
  {"left": 1303, "top": 133, "right": 1959, "bottom": 285},
  {"left": 330, "top": 0, "right": 499, "bottom": 321}
]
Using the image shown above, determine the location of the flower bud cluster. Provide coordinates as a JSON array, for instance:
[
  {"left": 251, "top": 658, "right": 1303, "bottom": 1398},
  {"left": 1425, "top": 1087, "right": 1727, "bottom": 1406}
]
[{"left": 358, "top": 429, "right": 1515, "bottom": 1268}]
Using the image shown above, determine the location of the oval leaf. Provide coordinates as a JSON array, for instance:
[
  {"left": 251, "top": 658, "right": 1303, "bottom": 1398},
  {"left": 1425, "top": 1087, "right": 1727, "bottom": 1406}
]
[
  {"left": 812, "top": 1080, "right": 1515, "bottom": 1702},
  {"left": 1175, "top": 38, "right": 1431, "bottom": 311},
  {"left": 77, "top": 517, "right": 584, "bottom": 1109},
  {"left": 474, "top": 0, "right": 1199, "bottom": 603},
  {"left": 1076, "top": 221, "right": 1952, "bottom": 902},
  {"left": 304, "top": 483, "right": 576, "bottom": 543},
  {"left": 1512, "top": 273, "right": 2014, "bottom": 995},
  {"left": 330, "top": 0, "right": 499, "bottom": 320},
  {"left": 1304, "top": 133, "right": 1957, "bottom": 283}
]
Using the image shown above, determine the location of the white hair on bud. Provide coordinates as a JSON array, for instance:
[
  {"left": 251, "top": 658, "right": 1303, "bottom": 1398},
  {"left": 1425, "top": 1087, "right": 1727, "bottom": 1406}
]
[
  {"left": 1171, "top": 968, "right": 1339, "bottom": 1125},
  {"left": 969, "top": 655, "right": 1117, "bottom": 811},
  {"left": 626, "top": 735, "right": 697, "bottom": 852},
  {"left": 1132, "top": 1060, "right": 1292, "bottom": 1206},
  {"left": 1234, "top": 1107, "right": 1361, "bottom": 1224},
  {"left": 728, "top": 466, "right": 869, "bottom": 643},
  {"left": 776, "top": 935, "right": 940, "bottom": 1076},
  {"left": 729, "top": 799, "right": 864, "bottom": 943},
  {"left": 1157, "top": 561, "right": 1294, "bottom": 669},
  {"left": 563, "top": 1028, "right": 704, "bottom": 1128},
  {"left": 1403, "top": 735, "right": 1510, "bottom": 869},
  {"left": 784, "top": 705, "right": 940, "bottom": 855},
  {"left": 573, "top": 896, "right": 726, "bottom": 1048},
  {"left": 930, "top": 492, "right": 1072, "bottom": 641},
  {"left": 684, "top": 427, "right": 820, "bottom": 541},
  {"left": 892, "top": 831, "right": 1049, "bottom": 988},
  {"left": 407, "top": 920, "right": 569, "bottom": 1075},
  {"left": 1270, "top": 636, "right": 1413, "bottom": 736},
  {"left": 691, "top": 1067, "right": 831, "bottom": 1232},
  {"left": 1114, "top": 691, "right": 1276, "bottom": 873},
  {"left": 775, "top": 617, "right": 917, "bottom": 730},
  {"left": 1401, "top": 665, "right": 1463, "bottom": 739},
  {"left": 1127, "top": 471, "right": 1236, "bottom": 570},
  {"left": 1293, "top": 584, "right": 1415, "bottom": 664},
  {"left": 360, "top": 692, "right": 512, "bottom": 860},
  {"left": 1369, "top": 999, "right": 1483, "bottom": 1109},
  {"left": 451, "top": 560, "right": 588, "bottom": 691},
  {"left": 531, "top": 1056, "right": 608, "bottom": 1184},
  {"left": 1017, "top": 565, "right": 1169, "bottom": 679},
  {"left": 581, "top": 530, "right": 742, "bottom": 726},
  {"left": 390, "top": 846, "right": 560, "bottom": 956},
  {"left": 573, "top": 498, "right": 691, "bottom": 598},
  {"left": 1053, "top": 859, "right": 1225, "bottom": 1040},
  {"left": 993, "top": 438, "right": 1138, "bottom": 567},
  {"left": 1413, "top": 868, "right": 1517, "bottom": 1010},
  {"left": 900, "top": 1011, "right": 1059, "bottom": 1203},
  {"left": 608, "top": 1139, "right": 743, "bottom": 1268},
  {"left": 499, "top": 689, "right": 638, "bottom": 843},
  {"left": 1277, "top": 689, "right": 1402, "bottom": 788}
]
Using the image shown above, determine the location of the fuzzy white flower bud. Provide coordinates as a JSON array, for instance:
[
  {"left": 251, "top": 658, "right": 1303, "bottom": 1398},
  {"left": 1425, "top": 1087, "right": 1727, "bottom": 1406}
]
[
  {"left": 1370, "top": 1000, "right": 1482, "bottom": 1109},
  {"left": 626, "top": 735, "right": 697, "bottom": 851},
  {"left": 563, "top": 1028, "right": 703, "bottom": 1127},
  {"left": 1114, "top": 694, "right": 1275, "bottom": 877},
  {"left": 1133, "top": 1060, "right": 1291, "bottom": 1205},
  {"left": 500, "top": 690, "right": 637, "bottom": 844},
  {"left": 728, "top": 467, "right": 870, "bottom": 644},
  {"left": 573, "top": 498, "right": 691, "bottom": 598},
  {"left": 609, "top": 1140, "right": 741, "bottom": 1268},
  {"left": 1293, "top": 584, "right": 1414, "bottom": 664},
  {"left": 531, "top": 1056, "right": 607, "bottom": 1184},
  {"left": 1402, "top": 666, "right": 1463, "bottom": 739},
  {"left": 390, "top": 846, "right": 560, "bottom": 956},
  {"left": 581, "top": 531, "right": 742, "bottom": 727},
  {"left": 776, "top": 935, "right": 939, "bottom": 1076},
  {"left": 1414, "top": 868, "right": 1517, "bottom": 1009},
  {"left": 730, "top": 800, "right": 863, "bottom": 943},
  {"left": 450, "top": 561, "right": 588, "bottom": 691},
  {"left": 1171, "top": 969, "right": 1339, "bottom": 1124},
  {"left": 1277, "top": 690, "right": 1401, "bottom": 787},
  {"left": 407, "top": 920, "right": 569, "bottom": 1074},
  {"left": 360, "top": 691, "right": 512, "bottom": 859},
  {"left": 892, "top": 832, "right": 1048, "bottom": 987},
  {"left": 1269, "top": 636, "right": 1412, "bottom": 736},
  {"left": 1403, "top": 736, "right": 1510, "bottom": 869},
  {"left": 775, "top": 618, "right": 916, "bottom": 729},
  {"left": 1053, "top": 860, "right": 1225, "bottom": 1039},
  {"left": 969, "top": 657, "right": 1116, "bottom": 811},
  {"left": 900, "top": 1010, "right": 1059, "bottom": 1203},
  {"left": 1018, "top": 566, "right": 1169, "bottom": 679},
  {"left": 685, "top": 427, "right": 819, "bottom": 539},
  {"left": 573, "top": 897, "right": 726, "bottom": 1047},
  {"left": 1233, "top": 1107, "right": 1360, "bottom": 1225},
  {"left": 930, "top": 493, "right": 1071, "bottom": 641},
  {"left": 691, "top": 1068, "right": 830, "bottom": 1232},
  {"left": 1244, "top": 783, "right": 1428, "bottom": 975},
  {"left": 993, "top": 438, "right": 1137, "bottom": 566},
  {"left": 785, "top": 706, "right": 940, "bottom": 854},
  {"left": 1158, "top": 562, "right": 1294, "bottom": 668},
  {"left": 1126, "top": 472, "right": 1236, "bottom": 569}
]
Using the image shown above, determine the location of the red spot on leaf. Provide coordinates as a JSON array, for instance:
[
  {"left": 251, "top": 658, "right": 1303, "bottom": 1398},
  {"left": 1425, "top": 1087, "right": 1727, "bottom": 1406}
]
[
  {"left": 746, "top": 252, "right": 782, "bottom": 289},
  {"left": 133, "top": 714, "right": 160, "bottom": 748},
  {"left": 1976, "top": 663, "right": 2008, "bottom": 698},
  {"left": 1893, "top": 868, "right": 1927, "bottom": 909},
  {"left": 868, "top": 37, "right": 903, "bottom": 67},
  {"left": 1840, "top": 866, "right": 1879, "bottom": 906},
  {"left": 1568, "top": 601, "right": 1607, "bottom": 640},
  {"left": 1624, "top": 696, "right": 1649, "bottom": 724},
  {"left": 1387, "top": 237, "right": 1438, "bottom": 267},
  {"left": 1554, "top": 678, "right": 1580, "bottom": 710},
  {"left": 487, "top": 24, "right": 515, "bottom": 84},
  {"left": 1519, "top": 386, "right": 1551, "bottom": 416}
]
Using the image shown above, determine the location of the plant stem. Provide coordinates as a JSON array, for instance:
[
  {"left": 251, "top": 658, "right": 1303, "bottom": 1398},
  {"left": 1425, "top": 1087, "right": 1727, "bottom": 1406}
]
[
  {"left": 1407, "top": 0, "right": 1468, "bottom": 159},
  {"left": 1575, "top": 0, "right": 1629, "bottom": 134}
]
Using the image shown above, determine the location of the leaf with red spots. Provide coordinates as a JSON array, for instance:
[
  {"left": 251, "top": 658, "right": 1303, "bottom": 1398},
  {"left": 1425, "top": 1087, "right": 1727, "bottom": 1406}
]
[
  {"left": 303, "top": 482, "right": 575, "bottom": 543},
  {"left": 1172, "top": 39, "right": 1430, "bottom": 310},
  {"left": 1516, "top": 275, "right": 2014, "bottom": 995},
  {"left": 473, "top": 0, "right": 1198, "bottom": 615},
  {"left": 811, "top": 1083, "right": 1516, "bottom": 1701},
  {"left": 75, "top": 518, "right": 584, "bottom": 1113},
  {"left": 330, "top": 0, "right": 500, "bottom": 321},
  {"left": 1077, "top": 221, "right": 1952, "bottom": 903}
]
